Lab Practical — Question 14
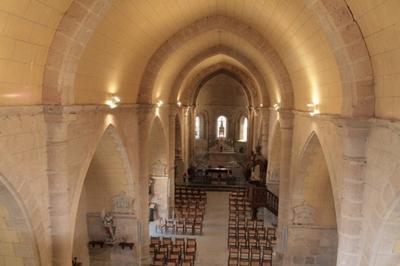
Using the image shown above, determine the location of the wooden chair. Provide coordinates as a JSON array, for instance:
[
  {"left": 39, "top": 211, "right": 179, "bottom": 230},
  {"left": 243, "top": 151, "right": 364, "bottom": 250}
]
[
  {"left": 228, "top": 237, "right": 238, "bottom": 248},
  {"left": 186, "top": 238, "right": 197, "bottom": 249},
  {"left": 228, "top": 258, "right": 239, "bottom": 266},
  {"left": 251, "top": 247, "right": 261, "bottom": 261},
  {"left": 194, "top": 222, "right": 203, "bottom": 235},
  {"left": 175, "top": 237, "right": 185, "bottom": 250},
  {"left": 181, "top": 261, "right": 193, "bottom": 266},
  {"left": 175, "top": 220, "right": 185, "bottom": 234},
  {"left": 261, "top": 247, "right": 273, "bottom": 262},
  {"left": 166, "top": 220, "right": 175, "bottom": 234},
  {"left": 229, "top": 247, "right": 239, "bottom": 260},
  {"left": 184, "top": 254, "right": 195, "bottom": 265},
  {"left": 184, "top": 222, "right": 194, "bottom": 235},
  {"left": 166, "top": 260, "right": 178, "bottom": 266},
  {"left": 162, "top": 237, "right": 172, "bottom": 246},
  {"left": 239, "top": 258, "right": 249, "bottom": 266},
  {"left": 240, "top": 246, "right": 250, "bottom": 265}
]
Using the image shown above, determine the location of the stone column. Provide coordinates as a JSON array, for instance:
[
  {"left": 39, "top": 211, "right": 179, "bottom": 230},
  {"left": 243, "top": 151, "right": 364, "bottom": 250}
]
[
  {"left": 259, "top": 108, "right": 270, "bottom": 158},
  {"left": 136, "top": 104, "right": 154, "bottom": 264},
  {"left": 187, "top": 106, "right": 195, "bottom": 165},
  {"left": 276, "top": 110, "right": 294, "bottom": 257},
  {"left": 247, "top": 107, "right": 255, "bottom": 154},
  {"left": 168, "top": 106, "right": 178, "bottom": 217},
  {"left": 336, "top": 120, "right": 369, "bottom": 266},
  {"left": 45, "top": 107, "right": 77, "bottom": 266}
]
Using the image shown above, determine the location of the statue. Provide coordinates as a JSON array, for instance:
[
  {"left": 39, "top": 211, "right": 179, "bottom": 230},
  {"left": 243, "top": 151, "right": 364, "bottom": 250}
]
[
  {"left": 101, "top": 210, "right": 116, "bottom": 244},
  {"left": 218, "top": 120, "right": 225, "bottom": 138},
  {"left": 249, "top": 145, "right": 268, "bottom": 183}
]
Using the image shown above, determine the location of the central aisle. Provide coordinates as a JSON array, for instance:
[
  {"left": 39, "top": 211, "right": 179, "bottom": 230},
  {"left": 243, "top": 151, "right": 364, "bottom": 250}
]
[{"left": 196, "top": 191, "right": 229, "bottom": 266}]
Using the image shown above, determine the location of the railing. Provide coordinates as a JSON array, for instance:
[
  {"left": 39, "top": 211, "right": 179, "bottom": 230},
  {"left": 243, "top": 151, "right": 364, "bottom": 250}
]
[{"left": 265, "top": 188, "right": 279, "bottom": 216}]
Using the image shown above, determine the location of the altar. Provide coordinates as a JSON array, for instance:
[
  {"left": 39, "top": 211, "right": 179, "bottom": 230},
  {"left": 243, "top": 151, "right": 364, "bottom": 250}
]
[{"left": 207, "top": 139, "right": 236, "bottom": 164}]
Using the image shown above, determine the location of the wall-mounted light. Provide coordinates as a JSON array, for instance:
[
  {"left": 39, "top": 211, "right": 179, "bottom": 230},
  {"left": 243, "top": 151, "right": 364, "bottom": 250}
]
[
  {"left": 273, "top": 103, "right": 281, "bottom": 111},
  {"left": 307, "top": 103, "right": 320, "bottom": 116},
  {"left": 155, "top": 100, "right": 163, "bottom": 117},
  {"left": 106, "top": 95, "right": 121, "bottom": 109},
  {"left": 260, "top": 103, "right": 263, "bottom": 108},
  {"left": 177, "top": 101, "right": 182, "bottom": 107}
]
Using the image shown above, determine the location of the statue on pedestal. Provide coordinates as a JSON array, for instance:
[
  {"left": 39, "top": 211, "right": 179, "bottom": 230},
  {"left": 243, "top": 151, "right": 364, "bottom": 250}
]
[{"left": 101, "top": 210, "right": 116, "bottom": 244}]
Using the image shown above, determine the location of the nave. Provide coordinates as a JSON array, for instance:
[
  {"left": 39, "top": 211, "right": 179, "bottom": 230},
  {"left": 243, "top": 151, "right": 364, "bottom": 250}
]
[{"left": 1, "top": 1, "right": 400, "bottom": 265}]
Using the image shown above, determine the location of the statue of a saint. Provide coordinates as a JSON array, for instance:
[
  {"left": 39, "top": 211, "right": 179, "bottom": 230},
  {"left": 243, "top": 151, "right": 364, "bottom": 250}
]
[
  {"left": 101, "top": 210, "right": 116, "bottom": 244},
  {"left": 218, "top": 120, "right": 225, "bottom": 138}
]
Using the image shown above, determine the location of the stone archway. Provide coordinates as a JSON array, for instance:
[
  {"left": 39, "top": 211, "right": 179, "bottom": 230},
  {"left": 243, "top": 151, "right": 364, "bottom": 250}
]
[
  {"left": 371, "top": 191, "right": 400, "bottom": 265},
  {"left": 169, "top": 45, "right": 268, "bottom": 106},
  {"left": 0, "top": 176, "right": 40, "bottom": 265},
  {"left": 72, "top": 125, "right": 136, "bottom": 265},
  {"left": 286, "top": 133, "right": 338, "bottom": 266},
  {"left": 148, "top": 117, "right": 169, "bottom": 220}
]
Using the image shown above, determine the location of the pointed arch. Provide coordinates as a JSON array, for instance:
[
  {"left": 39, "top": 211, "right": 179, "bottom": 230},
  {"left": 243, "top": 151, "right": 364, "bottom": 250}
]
[
  {"left": 289, "top": 131, "right": 339, "bottom": 266},
  {"left": 71, "top": 124, "right": 135, "bottom": 263},
  {"left": 0, "top": 174, "right": 41, "bottom": 265}
]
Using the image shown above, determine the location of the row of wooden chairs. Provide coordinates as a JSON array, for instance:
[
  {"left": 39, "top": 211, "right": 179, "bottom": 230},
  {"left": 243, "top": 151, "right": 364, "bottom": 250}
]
[
  {"left": 151, "top": 237, "right": 197, "bottom": 266},
  {"left": 227, "top": 191, "right": 273, "bottom": 265},
  {"left": 157, "top": 219, "right": 203, "bottom": 235},
  {"left": 175, "top": 187, "right": 207, "bottom": 196},
  {"left": 228, "top": 246, "right": 273, "bottom": 266}
]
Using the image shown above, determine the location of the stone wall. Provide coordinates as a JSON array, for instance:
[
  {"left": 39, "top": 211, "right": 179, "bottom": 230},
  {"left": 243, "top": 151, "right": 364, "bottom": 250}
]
[{"left": 0, "top": 107, "right": 50, "bottom": 265}]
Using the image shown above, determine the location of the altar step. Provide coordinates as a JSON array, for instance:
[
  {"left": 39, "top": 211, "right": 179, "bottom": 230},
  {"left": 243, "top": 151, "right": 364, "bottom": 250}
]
[{"left": 175, "top": 182, "right": 246, "bottom": 192}]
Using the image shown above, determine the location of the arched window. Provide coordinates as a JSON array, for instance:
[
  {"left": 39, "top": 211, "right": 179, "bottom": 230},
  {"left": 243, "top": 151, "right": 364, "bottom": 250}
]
[
  {"left": 239, "top": 116, "right": 248, "bottom": 141},
  {"left": 195, "top": 116, "right": 200, "bottom": 139},
  {"left": 217, "top": 116, "right": 227, "bottom": 138}
]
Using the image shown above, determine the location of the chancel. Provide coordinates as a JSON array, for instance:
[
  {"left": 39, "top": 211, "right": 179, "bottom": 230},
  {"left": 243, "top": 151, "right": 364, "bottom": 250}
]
[{"left": 0, "top": 1, "right": 399, "bottom": 266}]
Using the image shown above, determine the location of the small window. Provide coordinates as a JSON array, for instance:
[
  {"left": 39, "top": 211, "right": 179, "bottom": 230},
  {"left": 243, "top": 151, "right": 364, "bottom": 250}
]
[
  {"left": 195, "top": 116, "right": 200, "bottom": 139},
  {"left": 239, "top": 116, "right": 248, "bottom": 141},
  {"left": 217, "top": 116, "right": 227, "bottom": 138}
]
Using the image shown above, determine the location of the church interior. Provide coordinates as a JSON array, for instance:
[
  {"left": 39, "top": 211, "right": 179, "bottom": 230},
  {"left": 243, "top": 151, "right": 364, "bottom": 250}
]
[{"left": 0, "top": 0, "right": 400, "bottom": 265}]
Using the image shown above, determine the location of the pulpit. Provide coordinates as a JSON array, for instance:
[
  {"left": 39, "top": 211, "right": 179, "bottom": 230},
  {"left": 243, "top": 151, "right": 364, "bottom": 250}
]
[{"left": 246, "top": 181, "right": 279, "bottom": 219}]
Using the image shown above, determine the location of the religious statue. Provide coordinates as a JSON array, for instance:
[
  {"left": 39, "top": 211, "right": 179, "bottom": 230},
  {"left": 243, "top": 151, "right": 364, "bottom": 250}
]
[
  {"left": 101, "top": 210, "right": 116, "bottom": 244},
  {"left": 218, "top": 120, "right": 225, "bottom": 138},
  {"left": 249, "top": 145, "right": 268, "bottom": 183}
]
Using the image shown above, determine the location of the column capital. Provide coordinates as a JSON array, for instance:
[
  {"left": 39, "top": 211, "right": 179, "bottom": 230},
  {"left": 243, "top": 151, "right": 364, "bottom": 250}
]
[
  {"left": 279, "top": 109, "right": 294, "bottom": 130},
  {"left": 338, "top": 119, "right": 370, "bottom": 159}
]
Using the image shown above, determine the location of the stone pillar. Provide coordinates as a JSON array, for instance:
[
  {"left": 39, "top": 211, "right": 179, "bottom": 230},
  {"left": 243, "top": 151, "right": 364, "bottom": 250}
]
[
  {"left": 247, "top": 107, "right": 255, "bottom": 154},
  {"left": 187, "top": 106, "right": 195, "bottom": 165},
  {"left": 45, "top": 107, "right": 77, "bottom": 266},
  {"left": 276, "top": 110, "right": 294, "bottom": 257},
  {"left": 259, "top": 108, "right": 270, "bottom": 158},
  {"left": 336, "top": 121, "right": 369, "bottom": 266},
  {"left": 168, "top": 106, "right": 179, "bottom": 217},
  {"left": 136, "top": 104, "right": 154, "bottom": 264}
]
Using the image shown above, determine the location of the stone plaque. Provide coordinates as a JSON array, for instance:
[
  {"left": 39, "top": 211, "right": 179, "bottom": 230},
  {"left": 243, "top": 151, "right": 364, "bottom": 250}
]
[
  {"left": 292, "top": 203, "right": 315, "bottom": 225},
  {"left": 112, "top": 191, "right": 135, "bottom": 214},
  {"left": 151, "top": 160, "right": 167, "bottom": 176}
]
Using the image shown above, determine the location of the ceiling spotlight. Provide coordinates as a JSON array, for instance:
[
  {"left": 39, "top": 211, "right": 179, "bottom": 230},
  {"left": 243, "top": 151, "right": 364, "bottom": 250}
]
[
  {"left": 307, "top": 103, "right": 320, "bottom": 116},
  {"left": 106, "top": 95, "right": 120, "bottom": 109}
]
